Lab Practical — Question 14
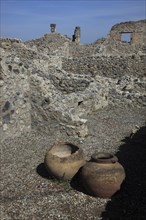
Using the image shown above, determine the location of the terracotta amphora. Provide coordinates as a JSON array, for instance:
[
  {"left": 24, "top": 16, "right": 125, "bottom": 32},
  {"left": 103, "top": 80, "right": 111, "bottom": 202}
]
[
  {"left": 44, "top": 142, "right": 86, "bottom": 180},
  {"left": 81, "top": 152, "right": 125, "bottom": 198}
]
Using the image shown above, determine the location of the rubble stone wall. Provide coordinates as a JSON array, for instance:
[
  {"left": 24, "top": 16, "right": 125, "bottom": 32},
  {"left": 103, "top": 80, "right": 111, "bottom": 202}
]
[
  {"left": 0, "top": 39, "right": 108, "bottom": 139},
  {"left": 62, "top": 55, "right": 146, "bottom": 78},
  {"left": 62, "top": 55, "right": 146, "bottom": 107},
  {"left": 1, "top": 19, "right": 146, "bottom": 140},
  {"left": 0, "top": 45, "right": 31, "bottom": 139},
  {"left": 104, "top": 20, "right": 146, "bottom": 53}
]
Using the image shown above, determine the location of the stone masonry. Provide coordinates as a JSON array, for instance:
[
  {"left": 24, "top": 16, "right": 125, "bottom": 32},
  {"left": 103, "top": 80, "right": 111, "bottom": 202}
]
[
  {"left": 0, "top": 20, "right": 146, "bottom": 140},
  {"left": 109, "top": 20, "right": 145, "bottom": 46},
  {"left": 50, "top": 24, "right": 56, "bottom": 33},
  {"left": 103, "top": 20, "right": 146, "bottom": 54},
  {"left": 0, "top": 39, "right": 31, "bottom": 139},
  {"left": 72, "top": 26, "right": 81, "bottom": 44}
]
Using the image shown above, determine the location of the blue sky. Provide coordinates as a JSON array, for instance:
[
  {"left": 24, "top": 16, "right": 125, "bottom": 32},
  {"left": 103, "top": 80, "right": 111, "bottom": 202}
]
[{"left": 1, "top": 0, "right": 146, "bottom": 44}]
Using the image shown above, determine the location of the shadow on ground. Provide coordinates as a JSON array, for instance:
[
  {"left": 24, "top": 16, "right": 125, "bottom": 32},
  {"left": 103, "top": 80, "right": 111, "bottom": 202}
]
[
  {"left": 36, "top": 126, "right": 146, "bottom": 219},
  {"left": 36, "top": 163, "right": 55, "bottom": 180},
  {"left": 37, "top": 156, "right": 92, "bottom": 195},
  {"left": 70, "top": 168, "right": 92, "bottom": 196},
  {"left": 100, "top": 126, "right": 146, "bottom": 220}
]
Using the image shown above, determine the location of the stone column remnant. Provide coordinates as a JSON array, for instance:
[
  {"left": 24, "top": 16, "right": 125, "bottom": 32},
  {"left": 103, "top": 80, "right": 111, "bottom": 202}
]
[
  {"left": 72, "top": 26, "right": 80, "bottom": 44},
  {"left": 50, "top": 24, "right": 56, "bottom": 33}
]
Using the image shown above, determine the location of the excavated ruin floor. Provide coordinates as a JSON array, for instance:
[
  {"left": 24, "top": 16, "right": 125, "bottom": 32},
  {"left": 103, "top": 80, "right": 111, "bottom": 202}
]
[{"left": 1, "top": 105, "right": 146, "bottom": 220}]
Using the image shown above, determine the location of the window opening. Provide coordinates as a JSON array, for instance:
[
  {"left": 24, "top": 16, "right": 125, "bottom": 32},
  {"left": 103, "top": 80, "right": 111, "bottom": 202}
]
[{"left": 121, "top": 33, "right": 131, "bottom": 43}]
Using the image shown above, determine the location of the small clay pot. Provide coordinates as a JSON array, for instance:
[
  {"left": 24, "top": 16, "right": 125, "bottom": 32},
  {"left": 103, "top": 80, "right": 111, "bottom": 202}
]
[
  {"left": 44, "top": 142, "right": 86, "bottom": 180},
  {"left": 81, "top": 152, "right": 125, "bottom": 198}
]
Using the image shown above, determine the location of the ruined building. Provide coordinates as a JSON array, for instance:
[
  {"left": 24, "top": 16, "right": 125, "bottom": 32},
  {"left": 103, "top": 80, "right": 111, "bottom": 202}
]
[
  {"left": 0, "top": 19, "right": 146, "bottom": 140},
  {"left": 104, "top": 19, "right": 146, "bottom": 53},
  {"left": 50, "top": 24, "right": 56, "bottom": 33},
  {"left": 72, "top": 26, "right": 81, "bottom": 44}
]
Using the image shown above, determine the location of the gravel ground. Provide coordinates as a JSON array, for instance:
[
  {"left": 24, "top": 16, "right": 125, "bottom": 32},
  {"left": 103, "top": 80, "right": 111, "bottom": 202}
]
[{"left": 1, "top": 105, "right": 146, "bottom": 220}]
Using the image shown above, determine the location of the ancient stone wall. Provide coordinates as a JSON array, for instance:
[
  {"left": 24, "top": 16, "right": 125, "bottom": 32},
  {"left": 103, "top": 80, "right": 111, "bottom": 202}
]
[
  {"left": 25, "top": 33, "right": 71, "bottom": 56},
  {"left": 0, "top": 38, "right": 61, "bottom": 139},
  {"left": 24, "top": 21, "right": 146, "bottom": 58},
  {"left": 25, "top": 34, "right": 101, "bottom": 58},
  {"left": 72, "top": 26, "right": 81, "bottom": 44},
  {"left": 30, "top": 68, "right": 108, "bottom": 137},
  {"left": 0, "top": 38, "right": 108, "bottom": 139},
  {"left": 1, "top": 20, "right": 146, "bottom": 140},
  {"left": 0, "top": 40, "right": 31, "bottom": 139},
  {"left": 62, "top": 55, "right": 146, "bottom": 107},
  {"left": 105, "top": 20, "right": 146, "bottom": 53},
  {"left": 62, "top": 55, "right": 146, "bottom": 78}
]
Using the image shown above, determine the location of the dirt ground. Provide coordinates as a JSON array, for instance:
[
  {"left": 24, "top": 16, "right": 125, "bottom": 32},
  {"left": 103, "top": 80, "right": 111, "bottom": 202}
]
[{"left": 1, "top": 105, "right": 146, "bottom": 220}]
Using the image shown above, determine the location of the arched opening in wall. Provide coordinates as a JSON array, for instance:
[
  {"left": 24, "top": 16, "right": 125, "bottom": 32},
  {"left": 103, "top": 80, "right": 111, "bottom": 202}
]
[{"left": 121, "top": 33, "right": 132, "bottom": 44}]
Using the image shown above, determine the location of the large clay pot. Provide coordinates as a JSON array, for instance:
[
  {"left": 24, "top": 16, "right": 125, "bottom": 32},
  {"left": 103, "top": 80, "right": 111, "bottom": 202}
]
[
  {"left": 44, "top": 142, "right": 86, "bottom": 180},
  {"left": 81, "top": 152, "right": 125, "bottom": 198}
]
